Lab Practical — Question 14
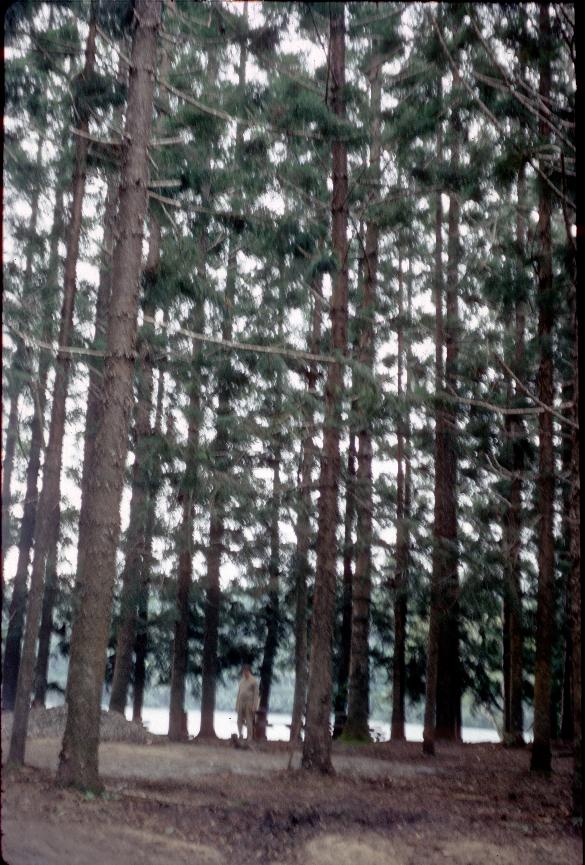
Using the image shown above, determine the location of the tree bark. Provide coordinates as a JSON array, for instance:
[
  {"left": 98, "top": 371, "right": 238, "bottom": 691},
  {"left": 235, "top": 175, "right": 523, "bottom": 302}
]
[
  {"left": 8, "top": 10, "right": 98, "bottom": 766},
  {"left": 2, "top": 130, "right": 45, "bottom": 571},
  {"left": 503, "top": 164, "right": 527, "bottom": 746},
  {"left": 168, "top": 305, "right": 202, "bottom": 741},
  {"left": 423, "top": 114, "right": 444, "bottom": 757},
  {"left": 391, "top": 253, "right": 411, "bottom": 741},
  {"left": 290, "top": 285, "right": 322, "bottom": 744},
  {"left": 257, "top": 285, "right": 285, "bottom": 738},
  {"left": 199, "top": 15, "right": 248, "bottom": 740},
  {"left": 531, "top": 3, "right": 555, "bottom": 774},
  {"left": 302, "top": 4, "right": 348, "bottom": 773},
  {"left": 344, "top": 45, "right": 382, "bottom": 742},
  {"left": 569, "top": 287, "right": 581, "bottom": 816},
  {"left": 109, "top": 295, "right": 157, "bottom": 714},
  {"left": 132, "top": 357, "right": 166, "bottom": 724},
  {"left": 74, "top": 63, "right": 125, "bottom": 593},
  {"left": 436, "top": 81, "right": 461, "bottom": 742},
  {"left": 2, "top": 184, "right": 64, "bottom": 711},
  {"left": 257, "top": 444, "right": 281, "bottom": 737},
  {"left": 332, "top": 428, "right": 355, "bottom": 738},
  {"left": 34, "top": 172, "right": 118, "bottom": 708},
  {"left": 56, "top": 0, "right": 161, "bottom": 790}
]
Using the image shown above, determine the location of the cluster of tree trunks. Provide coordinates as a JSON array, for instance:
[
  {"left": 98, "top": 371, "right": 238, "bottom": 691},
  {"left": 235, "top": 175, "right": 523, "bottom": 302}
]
[{"left": 2, "top": 0, "right": 579, "bottom": 809}]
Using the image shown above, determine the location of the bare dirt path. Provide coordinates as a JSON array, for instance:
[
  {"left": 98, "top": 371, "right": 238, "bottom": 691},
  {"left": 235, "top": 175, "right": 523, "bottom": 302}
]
[{"left": 2, "top": 735, "right": 581, "bottom": 865}]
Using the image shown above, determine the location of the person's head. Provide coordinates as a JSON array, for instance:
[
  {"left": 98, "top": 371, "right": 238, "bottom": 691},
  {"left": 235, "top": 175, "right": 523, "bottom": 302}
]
[{"left": 242, "top": 664, "right": 252, "bottom": 679}]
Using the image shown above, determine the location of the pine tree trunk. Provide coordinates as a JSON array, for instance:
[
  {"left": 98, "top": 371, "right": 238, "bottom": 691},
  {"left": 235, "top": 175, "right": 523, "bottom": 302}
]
[
  {"left": 391, "top": 254, "right": 411, "bottom": 741},
  {"left": 257, "top": 446, "right": 282, "bottom": 737},
  {"left": 531, "top": 3, "right": 554, "bottom": 774},
  {"left": 169, "top": 313, "right": 201, "bottom": 741},
  {"left": 56, "top": 0, "right": 161, "bottom": 791},
  {"left": 302, "top": 4, "right": 348, "bottom": 773},
  {"left": 569, "top": 289, "right": 581, "bottom": 816},
  {"left": 503, "top": 164, "right": 527, "bottom": 746},
  {"left": 290, "top": 287, "right": 322, "bottom": 744},
  {"left": 133, "top": 345, "right": 166, "bottom": 724},
  {"left": 423, "top": 123, "right": 444, "bottom": 757},
  {"left": 1, "top": 131, "right": 45, "bottom": 570},
  {"left": 344, "top": 47, "right": 382, "bottom": 742},
  {"left": 109, "top": 299, "right": 157, "bottom": 714},
  {"left": 332, "top": 429, "right": 355, "bottom": 738},
  {"left": 7, "top": 12, "right": 98, "bottom": 767},
  {"left": 168, "top": 489, "right": 195, "bottom": 741},
  {"left": 2, "top": 186, "right": 64, "bottom": 711},
  {"left": 75, "top": 71, "right": 124, "bottom": 592},
  {"left": 436, "top": 90, "right": 461, "bottom": 742},
  {"left": 199, "top": 19, "right": 248, "bottom": 741}
]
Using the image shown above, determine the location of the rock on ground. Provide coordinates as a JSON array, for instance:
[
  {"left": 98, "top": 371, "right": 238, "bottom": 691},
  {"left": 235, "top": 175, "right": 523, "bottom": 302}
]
[{"left": 1, "top": 706, "right": 155, "bottom": 744}]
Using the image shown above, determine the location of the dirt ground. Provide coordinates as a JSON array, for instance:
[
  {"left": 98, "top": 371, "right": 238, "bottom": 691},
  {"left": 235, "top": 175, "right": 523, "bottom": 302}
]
[{"left": 1, "top": 734, "right": 581, "bottom": 865}]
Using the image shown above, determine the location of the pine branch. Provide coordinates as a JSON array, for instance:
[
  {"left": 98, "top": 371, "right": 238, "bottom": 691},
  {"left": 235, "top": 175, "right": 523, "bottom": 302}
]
[
  {"left": 469, "top": 13, "right": 575, "bottom": 152},
  {"left": 428, "top": 10, "right": 575, "bottom": 213},
  {"left": 495, "top": 355, "right": 579, "bottom": 430}
]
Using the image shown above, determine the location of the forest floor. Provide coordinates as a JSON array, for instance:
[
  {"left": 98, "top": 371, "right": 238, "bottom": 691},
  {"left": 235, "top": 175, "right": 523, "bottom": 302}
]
[{"left": 1, "top": 719, "right": 581, "bottom": 865}]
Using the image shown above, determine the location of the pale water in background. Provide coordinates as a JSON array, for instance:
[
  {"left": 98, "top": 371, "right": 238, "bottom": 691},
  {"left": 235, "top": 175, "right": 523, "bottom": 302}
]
[{"left": 124, "top": 707, "right": 501, "bottom": 744}]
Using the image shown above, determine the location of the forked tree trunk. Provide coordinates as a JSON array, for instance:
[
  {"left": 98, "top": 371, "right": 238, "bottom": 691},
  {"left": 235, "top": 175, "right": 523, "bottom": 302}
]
[
  {"left": 290, "top": 286, "right": 322, "bottom": 744},
  {"left": 7, "top": 10, "right": 98, "bottom": 767},
  {"left": 531, "top": 3, "right": 555, "bottom": 774},
  {"left": 199, "top": 17, "right": 248, "bottom": 740},
  {"left": 56, "top": 0, "right": 161, "bottom": 791},
  {"left": 344, "top": 45, "right": 382, "bottom": 742},
  {"left": 302, "top": 4, "right": 348, "bottom": 773},
  {"left": 2, "top": 185, "right": 64, "bottom": 711}
]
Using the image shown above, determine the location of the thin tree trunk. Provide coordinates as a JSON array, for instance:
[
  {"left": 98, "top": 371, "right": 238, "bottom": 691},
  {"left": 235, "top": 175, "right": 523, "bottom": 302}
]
[
  {"left": 133, "top": 347, "right": 166, "bottom": 724},
  {"left": 423, "top": 115, "right": 444, "bottom": 758},
  {"left": 2, "top": 185, "right": 64, "bottom": 711},
  {"left": 436, "top": 84, "right": 461, "bottom": 742},
  {"left": 503, "top": 163, "right": 527, "bottom": 746},
  {"left": 2, "top": 131, "right": 45, "bottom": 571},
  {"left": 391, "top": 253, "right": 410, "bottom": 741},
  {"left": 302, "top": 4, "right": 348, "bottom": 773},
  {"left": 290, "top": 286, "right": 322, "bottom": 744},
  {"left": 569, "top": 287, "right": 581, "bottom": 816},
  {"left": 531, "top": 3, "right": 554, "bottom": 774},
  {"left": 168, "top": 308, "right": 201, "bottom": 741},
  {"left": 56, "top": 0, "right": 161, "bottom": 790},
  {"left": 199, "top": 15, "right": 248, "bottom": 740},
  {"left": 8, "top": 11, "right": 98, "bottom": 767},
  {"left": 332, "top": 428, "right": 355, "bottom": 738},
  {"left": 257, "top": 444, "right": 281, "bottom": 738},
  {"left": 257, "top": 286, "right": 285, "bottom": 738},
  {"left": 344, "top": 45, "right": 382, "bottom": 742}
]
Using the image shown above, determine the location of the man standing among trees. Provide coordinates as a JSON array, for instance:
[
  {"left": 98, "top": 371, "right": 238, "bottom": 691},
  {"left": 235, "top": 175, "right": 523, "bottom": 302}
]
[{"left": 236, "top": 665, "right": 259, "bottom": 741}]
